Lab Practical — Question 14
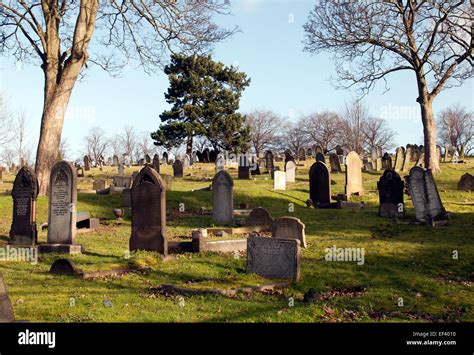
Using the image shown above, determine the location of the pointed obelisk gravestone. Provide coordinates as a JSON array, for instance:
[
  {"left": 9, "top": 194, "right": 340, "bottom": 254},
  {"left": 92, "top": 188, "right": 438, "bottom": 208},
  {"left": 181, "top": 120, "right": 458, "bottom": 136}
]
[
  {"left": 39, "top": 161, "right": 81, "bottom": 254},
  {"left": 309, "top": 161, "right": 331, "bottom": 206},
  {"left": 378, "top": 169, "right": 405, "bottom": 218},
  {"left": 328, "top": 153, "right": 341, "bottom": 173},
  {"left": 173, "top": 159, "right": 183, "bottom": 178},
  {"left": 152, "top": 154, "right": 160, "bottom": 173},
  {"left": 9, "top": 167, "right": 39, "bottom": 246},
  {"left": 212, "top": 171, "right": 234, "bottom": 224},
  {"left": 394, "top": 147, "right": 404, "bottom": 172},
  {"left": 130, "top": 166, "right": 167, "bottom": 255},
  {"left": 405, "top": 166, "right": 449, "bottom": 225},
  {"left": 285, "top": 160, "right": 296, "bottom": 183},
  {"left": 0, "top": 274, "right": 15, "bottom": 323},
  {"left": 345, "top": 151, "right": 364, "bottom": 197}
]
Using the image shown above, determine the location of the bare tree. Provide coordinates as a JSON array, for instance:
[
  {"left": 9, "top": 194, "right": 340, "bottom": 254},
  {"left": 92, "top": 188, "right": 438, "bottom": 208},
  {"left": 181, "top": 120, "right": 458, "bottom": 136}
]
[
  {"left": 438, "top": 104, "right": 474, "bottom": 155},
  {"left": 246, "top": 110, "right": 284, "bottom": 156},
  {"left": 302, "top": 111, "right": 343, "bottom": 152},
  {"left": 119, "top": 126, "right": 137, "bottom": 164},
  {"left": 282, "top": 120, "right": 309, "bottom": 156},
  {"left": 13, "top": 110, "right": 33, "bottom": 167},
  {"left": 303, "top": 1, "right": 472, "bottom": 172},
  {"left": 1, "top": 1, "right": 236, "bottom": 193},
  {"left": 58, "top": 138, "right": 70, "bottom": 161},
  {"left": 363, "top": 116, "right": 397, "bottom": 152},
  {"left": 137, "top": 131, "right": 154, "bottom": 160},
  {"left": 108, "top": 133, "right": 122, "bottom": 158},
  {"left": 0, "top": 93, "right": 13, "bottom": 148},
  {"left": 341, "top": 100, "right": 369, "bottom": 154},
  {"left": 84, "top": 126, "right": 108, "bottom": 166}
]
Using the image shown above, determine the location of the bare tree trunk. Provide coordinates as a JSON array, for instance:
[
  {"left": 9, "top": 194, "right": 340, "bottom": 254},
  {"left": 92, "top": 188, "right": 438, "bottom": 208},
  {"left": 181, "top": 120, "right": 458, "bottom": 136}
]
[
  {"left": 419, "top": 100, "right": 440, "bottom": 172},
  {"left": 186, "top": 134, "right": 193, "bottom": 156}
]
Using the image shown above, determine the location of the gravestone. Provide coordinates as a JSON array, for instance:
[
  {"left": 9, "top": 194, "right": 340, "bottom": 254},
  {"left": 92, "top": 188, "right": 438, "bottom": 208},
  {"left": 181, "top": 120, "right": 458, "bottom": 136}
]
[
  {"left": 405, "top": 166, "right": 449, "bottom": 224},
  {"left": 314, "top": 145, "right": 323, "bottom": 154},
  {"left": 382, "top": 153, "right": 392, "bottom": 170},
  {"left": 112, "top": 175, "right": 132, "bottom": 188},
  {"left": 247, "top": 207, "right": 274, "bottom": 226},
  {"left": 394, "top": 147, "right": 405, "bottom": 172},
  {"left": 183, "top": 154, "right": 191, "bottom": 169},
  {"left": 112, "top": 155, "right": 119, "bottom": 166},
  {"left": 306, "top": 148, "right": 313, "bottom": 158},
  {"left": 203, "top": 148, "right": 210, "bottom": 163},
  {"left": 92, "top": 179, "right": 106, "bottom": 191},
  {"left": 162, "top": 152, "right": 169, "bottom": 165},
  {"left": 49, "top": 258, "right": 78, "bottom": 275},
  {"left": 130, "top": 166, "right": 167, "bottom": 254},
  {"left": 416, "top": 150, "right": 425, "bottom": 168},
  {"left": 76, "top": 167, "right": 84, "bottom": 178},
  {"left": 309, "top": 161, "right": 331, "bottom": 205},
  {"left": 284, "top": 149, "right": 295, "bottom": 164},
  {"left": 271, "top": 217, "right": 306, "bottom": 248},
  {"left": 0, "top": 274, "right": 15, "bottom": 322},
  {"left": 285, "top": 160, "right": 296, "bottom": 183},
  {"left": 402, "top": 147, "right": 411, "bottom": 172},
  {"left": 315, "top": 152, "right": 325, "bottom": 164},
  {"left": 84, "top": 156, "right": 90, "bottom": 171},
  {"left": 145, "top": 154, "right": 151, "bottom": 164},
  {"left": 173, "top": 159, "right": 183, "bottom": 178},
  {"left": 378, "top": 169, "right": 404, "bottom": 218},
  {"left": 212, "top": 171, "right": 234, "bottom": 224},
  {"left": 457, "top": 173, "right": 474, "bottom": 191},
  {"left": 238, "top": 155, "right": 251, "bottom": 180},
  {"left": 40, "top": 161, "right": 81, "bottom": 254},
  {"left": 328, "top": 153, "right": 341, "bottom": 173},
  {"left": 247, "top": 236, "right": 300, "bottom": 282},
  {"left": 250, "top": 156, "right": 261, "bottom": 176},
  {"left": 152, "top": 154, "right": 160, "bottom": 173},
  {"left": 209, "top": 149, "right": 218, "bottom": 163},
  {"left": 117, "top": 164, "right": 125, "bottom": 175},
  {"left": 265, "top": 150, "right": 274, "bottom": 175},
  {"left": 298, "top": 147, "right": 306, "bottom": 161},
  {"left": 335, "top": 145, "right": 344, "bottom": 155},
  {"left": 215, "top": 154, "right": 225, "bottom": 172},
  {"left": 345, "top": 151, "right": 364, "bottom": 196},
  {"left": 273, "top": 171, "right": 286, "bottom": 190},
  {"left": 9, "top": 166, "right": 39, "bottom": 245}
]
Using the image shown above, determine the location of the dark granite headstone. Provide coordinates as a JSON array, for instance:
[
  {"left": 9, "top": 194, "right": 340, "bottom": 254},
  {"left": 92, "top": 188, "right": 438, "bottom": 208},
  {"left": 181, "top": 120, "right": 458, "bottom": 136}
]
[
  {"left": 162, "top": 152, "right": 169, "bottom": 165},
  {"left": 378, "top": 169, "right": 404, "bottom": 218},
  {"left": 130, "top": 166, "right": 167, "bottom": 254},
  {"left": 315, "top": 152, "right": 325, "bottom": 163},
  {"left": 238, "top": 155, "right": 251, "bottom": 180},
  {"left": 457, "top": 173, "right": 474, "bottom": 191},
  {"left": 9, "top": 167, "right": 39, "bottom": 245},
  {"left": 173, "top": 159, "right": 183, "bottom": 178},
  {"left": 83, "top": 155, "right": 90, "bottom": 171},
  {"left": 309, "top": 161, "right": 331, "bottom": 205},
  {"left": 298, "top": 148, "right": 306, "bottom": 161},
  {"left": 265, "top": 150, "right": 274, "bottom": 175},
  {"left": 328, "top": 153, "right": 341, "bottom": 172},
  {"left": 382, "top": 153, "right": 392, "bottom": 170}
]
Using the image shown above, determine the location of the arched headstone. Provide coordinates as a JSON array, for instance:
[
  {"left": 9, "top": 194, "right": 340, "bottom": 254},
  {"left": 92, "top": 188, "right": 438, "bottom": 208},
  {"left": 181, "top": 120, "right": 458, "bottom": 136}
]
[
  {"left": 285, "top": 160, "right": 296, "bottom": 183},
  {"left": 309, "top": 161, "right": 331, "bottom": 205},
  {"left": 378, "top": 169, "right": 404, "bottom": 218},
  {"left": 152, "top": 154, "right": 160, "bottom": 173},
  {"left": 173, "top": 159, "right": 183, "bottom": 178},
  {"left": 345, "top": 151, "right": 364, "bottom": 196},
  {"left": 212, "top": 171, "right": 234, "bottom": 224}
]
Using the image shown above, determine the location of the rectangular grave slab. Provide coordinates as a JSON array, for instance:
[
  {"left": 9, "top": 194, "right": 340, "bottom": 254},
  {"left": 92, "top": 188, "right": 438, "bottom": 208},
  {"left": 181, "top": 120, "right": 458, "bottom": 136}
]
[{"left": 247, "top": 236, "right": 300, "bottom": 282}]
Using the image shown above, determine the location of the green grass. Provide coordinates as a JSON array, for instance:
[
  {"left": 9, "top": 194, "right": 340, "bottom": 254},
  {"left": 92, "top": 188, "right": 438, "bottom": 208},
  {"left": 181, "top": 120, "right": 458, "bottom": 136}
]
[{"left": 0, "top": 159, "right": 472, "bottom": 322}]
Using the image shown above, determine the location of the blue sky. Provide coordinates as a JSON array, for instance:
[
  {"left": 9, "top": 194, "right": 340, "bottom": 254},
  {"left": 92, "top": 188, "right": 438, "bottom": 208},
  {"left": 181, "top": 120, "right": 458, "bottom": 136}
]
[{"left": 1, "top": 0, "right": 472, "bottom": 159}]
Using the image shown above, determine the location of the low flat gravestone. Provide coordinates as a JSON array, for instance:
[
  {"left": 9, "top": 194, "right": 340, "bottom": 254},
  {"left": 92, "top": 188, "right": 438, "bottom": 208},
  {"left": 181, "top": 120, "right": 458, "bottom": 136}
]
[
  {"left": 247, "top": 236, "right": 300, "bottom": 282},
  {"left": 152, "top": 154, "right": 160, "bottom": 173},
  {"left": 173, "top": 159, "right": 183, "bottom": 178},
  {"left": 273, "top": 171, "right": 286, "bottom": 190},
  {"left": 130, "top": 166, "right": 167, "bottom": 254},
  {"left": 345, "top": 151, "right": 364, "bottom": 197},
  {"left": 9, "top": 167, "right": 39, "bottom": 246},
  {"left": 271, "top": 217, "right": 306, "bottom": 248},
  {"left": 39, "top": 161, "right": 81, "bottom": 254},
  {"left": 0, "top": 274, "right": 15, "bottom": 322},
  {"left": 49, "top": 258, "right": 78, "bottom": 275},
  {"left": 378, "top": 169, "right": 404, "bottom": 218},
  {"left": 457, "top": 173, "right": 474, "bottom": 191},
  {"left": 247, "top": 207, "right": 274, "bottom": 226},
  {"left": 405, "top": 166, "right": 449, "bottom": 224},
  {"left": 92, "top": 179, "right": 106, "bottom": 190},
  {"left": 309, "top": 161, "right": 331, "bottom": 205},
  {"left": 285, "top": 160, "right": 296, "bottom": 183},
  {"left": 212, "top": 171, "right": 234, "bottom": 224},
  {"left": 328, "top": 153, "right": 341, "bottom": 173}
]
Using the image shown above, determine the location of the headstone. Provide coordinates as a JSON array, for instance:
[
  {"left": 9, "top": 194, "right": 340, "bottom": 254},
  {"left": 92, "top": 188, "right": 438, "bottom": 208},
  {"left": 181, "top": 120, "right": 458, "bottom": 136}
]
[
  {"left": 112, "top": 155, "right": 119, "bottom": 166},
  {"left": 203, "top": 148, "right": 210, "bottom": 163},
  {"left": 315, "top": 152, "right": 325, "bottom": 164},
  {"left": 238, "top": 155, "right": 251, "bottom": 180},
  {"left": 265, "top": 150, "right": 274, "bottom": 175},
  {"left": 394, "top": 147, "right": 405, "bottom": 172},
  {"left": 382, "top": 153, "right": 392, "bottom": 170},
  {"left": 306, "top": 148, "right": 313, "bottom": 158},
  {"left": 215, "top": 154, "right": 225, "bottom": 172},
  {"left": 271, "top": 217, "right": 306, "bottom": 248},
  {"left": 402, "top": 147, "right": 411, "bottom": 172},
  {"left": 405, "top": 166, "right": 449, "bottom": 224},
  {"left": 196, "top": 151, "right": 203, "bottom": 163},
  {"left": 250, "top": 155, "right": 261, "bottom": 175},
  {"left": 309, "top": 161, "right": 331, "bottom": 205},
  {"left": 152, "top": 154, "right": 160, "bottom": 173},
  {"left": 285, "top": 160, "right": 296, "bottom": 183},
  {"left": 117, "top": 164, "right": 125, "bottom": 175},
  {"left": 162, "top": 152, "right": 169, "bottom": 165},
  {"left": 83, "top": 156, "right": 90, "bottom": 171},
  {"left": 284, "top": 149, "right": 295, "bottom": 163},
  {"left": 130, "top": 166, "right": 167, "bottom": 254},
  {"left": 209, "top": 149, "right": 218, "bottom": 163},
  {"left": 457, "top": 173, "right": 474, "bottom": 191},
  {"left": 314, "top": 145, "right": 323, "bottom": 154},
  {"left": 40, "top": 161, "right": 81, "bottom": 254},
  {"left": 273, "top": 171, "right": 286, "bottom": 190},
  {"left": 145, "top": 154, "right": 151, "bottom": 164},
  {"left": 328, "top": 153, "right": 341, "bottom": 172},
  {"left": 112, "top": 175, "right": 132, "bottom": 188},
  {"left": 92, "top": 179, "right": 106, "bottom": 191},
  {"left": 76, "top": 167, "right": 84, "bottom": 178},
  {"left": 9, "top": 167, "right": 39, "bottom": 245},
  {"left": 0, "top": 274, "right": 15, "bottom": 322},
  {"left": 298, "top": 147, "right": 306, "bottom": 161},
  {"left": 183, "top": 154, "right": 191, "bottom": 169},
  {"left": 416, "top": 150, "right": 425, "bottom": 167},
  {"left": 335, "top": 145, "right": 344, "bottom": 155},
  {"left": 173, "top": 159, "right": 183, "bottom": 178},
  {"left": 378, "top": 169, "right": 405, "bottom": 218},
  {"left": 247, "top": 207, "right": 274, "bottom": 226},
  {"left": 345, "top": 151, "right": 364, "bottom": 196},
  {"left": 247, "top": 236, "right": 300, "bottom": 282},
  {"left": 49, "top": 258, "right": 78, "bottom": 275},
  {"left": 212, "top": 171, "right": 234, "bottom": 224}
]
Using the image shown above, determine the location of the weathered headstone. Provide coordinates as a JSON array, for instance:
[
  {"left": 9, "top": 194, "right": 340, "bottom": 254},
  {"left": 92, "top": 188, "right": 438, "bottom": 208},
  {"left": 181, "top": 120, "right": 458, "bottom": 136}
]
[
  {"left": 378, "top": 169, "right": 404, "bottom": 218},
  {"left": 130, "top": 166, "right": 167, "bottom": 254},
  {"left": 215, "top": 154, "right": 225, "bottom": 172},
  {"left": 402, "top": 147, "right": 411, "bottom": 172},
  {"left": 265, "top": 150, "right": 274, "bottom": 175},
  {"left": 273, "top": 171, "right": 286, "bottom": 190},
  {"left": 152, "top": 154, "right": 160, "bottom": 173},
  {"left": 212, "top": 171, "right": 234, "bottom": 224},
  {"left": 9, "top": 167, "right": 39, "bottom": 245},
  {"left": 285, "top": 160, "right": 296, "bottom": 183},
  {"left": 173, "top": 159, "right": 183, "bottom": 178},
  {"left": 271, "top": 217, "right": 306, "bottom": 248},
  {"left": 145, "top": 154, "right": 151, "bottom": 164},
  {"left": 405, "top": 166, "right": 449, "bottom": 224},
  {"left": 49, "top": 258, "right": 78, "bottom": 275},
  {"left": 162, "top": 152, "right": 169, "bottom": 165},
  {"left": 298, "top": 147, "right": 306, "bottom": 161},
  {"left": 247, "top": 236, "right": 300, "bottom": 282},
  {"left": 203, "top": 148, "right": 210, "bottom": 163},
  {"left": 345, "top": 151, "right": 364, "bottom": 196},
  {"left": 112, "top": 175, "right": 132, "bottom": 188},
  {"left": 382, "top": 153, "right": 392, "bottom": 170},
  {"left": 83, "top": 155, "right": 90, "bottom": 171},
  {"left": 394, "top": 147, "right": 405, "bottom": 172},
  {"left": 0, "top": 274, "right": 15, "bottom": 322},
  {"left": 443, "top": 144, "right": 450, "bottom": 162},
  {"left": 328, "top": 153, "right": 341, "bottom": 173},
  {"left": 117, "top": 164, "right": 125, "bottom": 175},
  {"left": 457, "top": 173, "right": 474, "bottom": 191},
  {"left": 39, "top": 161, "right": 81, "bottom": 254},
  {"left": 247, "top": 207, "right": 273, "bottom": 226},
  {"left": 92, "top": 179, "right": 106, "bottom": 191},
  {"left": 309, "top": 161, "right": 331, "bottom": 205}
]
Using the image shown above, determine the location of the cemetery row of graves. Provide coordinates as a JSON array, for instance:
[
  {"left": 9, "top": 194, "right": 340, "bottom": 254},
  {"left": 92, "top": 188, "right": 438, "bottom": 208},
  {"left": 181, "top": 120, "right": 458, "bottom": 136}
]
[{"left": 0, "top": 145, "right": 473, "bottom": 322}]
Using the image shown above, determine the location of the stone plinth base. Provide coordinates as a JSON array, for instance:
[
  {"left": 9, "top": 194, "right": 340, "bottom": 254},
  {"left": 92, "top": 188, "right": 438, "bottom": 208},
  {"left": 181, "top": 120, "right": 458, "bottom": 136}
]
[{"left": 38, "top": 244, "right": 83, "bottom": 254}]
